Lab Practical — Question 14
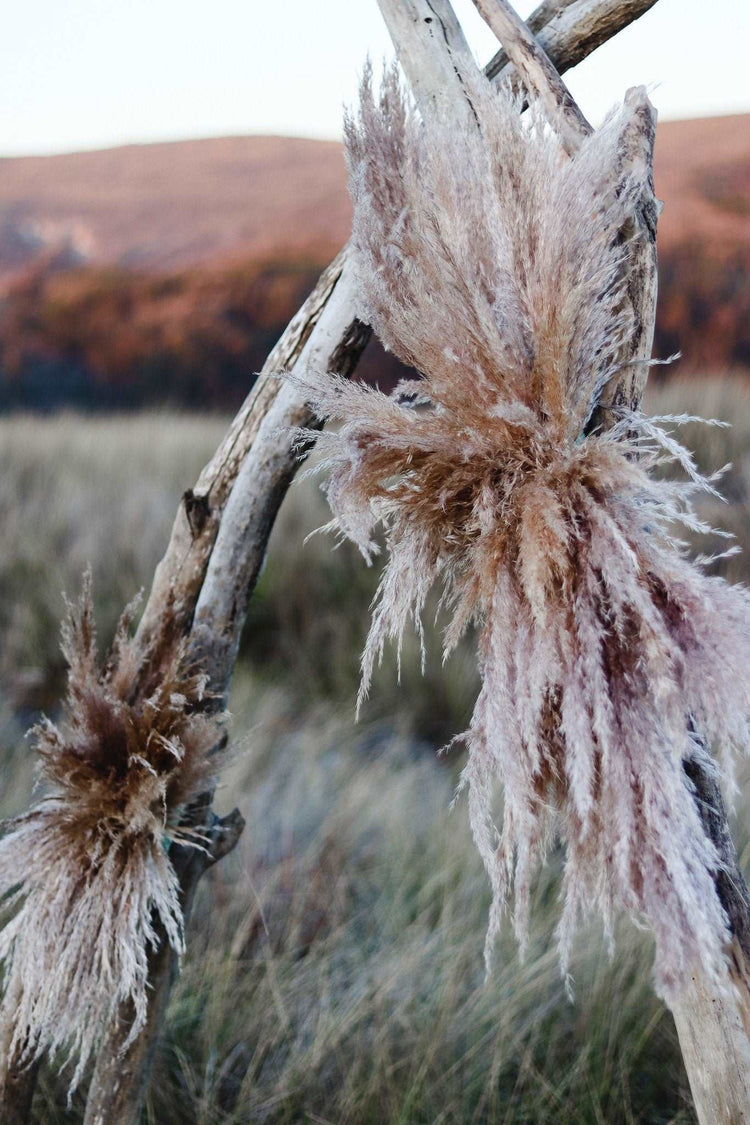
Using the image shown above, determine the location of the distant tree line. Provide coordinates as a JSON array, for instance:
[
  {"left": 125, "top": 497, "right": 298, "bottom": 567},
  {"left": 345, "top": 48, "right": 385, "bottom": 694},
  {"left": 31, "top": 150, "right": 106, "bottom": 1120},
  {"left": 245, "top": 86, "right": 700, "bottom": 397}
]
[{"left": 0, "top": 240, "right": 747, "bottom": 412}]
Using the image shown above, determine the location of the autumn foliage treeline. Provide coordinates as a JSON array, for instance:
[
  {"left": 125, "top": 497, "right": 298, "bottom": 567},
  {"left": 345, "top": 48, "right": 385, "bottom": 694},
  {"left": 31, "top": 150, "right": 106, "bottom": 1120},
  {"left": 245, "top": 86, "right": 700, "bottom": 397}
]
[
  {"left": 0, "top": 238, "right": 747, "bottom": 411},
  {"left": 0, "top": 253, "right": 403, "bottom": 411},
  {"left": 0, "top": 113, "right": 747, "bottom": 408},
  {"left": 656, "top": 242, "right": 750, "bottom": 373}
]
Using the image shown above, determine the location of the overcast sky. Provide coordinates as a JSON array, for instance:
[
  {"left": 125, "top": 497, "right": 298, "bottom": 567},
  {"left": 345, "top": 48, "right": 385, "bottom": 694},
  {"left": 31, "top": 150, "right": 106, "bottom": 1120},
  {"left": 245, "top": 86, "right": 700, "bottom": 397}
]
[{"left": 1, "top": 0, "right": 748, "bottom": 156}]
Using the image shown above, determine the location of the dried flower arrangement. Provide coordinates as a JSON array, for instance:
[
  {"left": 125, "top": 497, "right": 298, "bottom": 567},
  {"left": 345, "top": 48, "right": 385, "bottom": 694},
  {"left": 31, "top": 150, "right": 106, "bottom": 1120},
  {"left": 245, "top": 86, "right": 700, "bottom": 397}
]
[
  {"left": 0, "top": 577, "right": 225, "bottom": 1089},
  {"left": 295, "top": 65, "right": 750, "bottom": 998}
]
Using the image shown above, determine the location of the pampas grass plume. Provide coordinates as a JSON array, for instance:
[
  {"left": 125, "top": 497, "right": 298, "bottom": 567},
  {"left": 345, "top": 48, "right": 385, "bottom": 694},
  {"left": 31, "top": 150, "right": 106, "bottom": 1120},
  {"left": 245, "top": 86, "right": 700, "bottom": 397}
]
[
  {"left": 293, "top": 64, "right": 750, "bottom": 999},
  {"left": 0, "top": 575, "right": 225, "bottom": 1089}
]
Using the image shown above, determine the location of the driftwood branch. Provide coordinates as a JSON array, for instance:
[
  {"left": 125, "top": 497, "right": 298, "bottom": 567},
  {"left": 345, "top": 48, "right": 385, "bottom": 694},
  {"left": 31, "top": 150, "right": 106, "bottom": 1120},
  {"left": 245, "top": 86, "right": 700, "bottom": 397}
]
[
  {"left": 190, "top": 262, "right": 369, "bottom": 700},
  {"left": 370, "top": 0, "right": 476, "bottom": 125},
  {"left": 133, "top": 248, "right": 354, "bottom": 662},
  {"left": 583, "top": 83, "right": 659, "bottom": 430},
  {"left": 82, "top": 808, "right": 245, "bottom": 1125},
  {"left": 485, "top": 0, "right": 659, "bottom": 82},
  {"left": 674, "top": 750, "right": 750, "bottom": 1123},
  {"left": 471, "top": 0, "right": 593, "bottom": 152}
]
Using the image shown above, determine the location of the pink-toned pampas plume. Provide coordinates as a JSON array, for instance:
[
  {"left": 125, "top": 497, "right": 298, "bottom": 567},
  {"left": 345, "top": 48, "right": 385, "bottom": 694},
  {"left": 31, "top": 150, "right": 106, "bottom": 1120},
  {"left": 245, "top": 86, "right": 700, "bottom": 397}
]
[
  {"left": 293, "top": 65, "right": 750, "bottom": 999},
  {"left": 0, "top": 577, "right": 225, "bottom": 1089}
]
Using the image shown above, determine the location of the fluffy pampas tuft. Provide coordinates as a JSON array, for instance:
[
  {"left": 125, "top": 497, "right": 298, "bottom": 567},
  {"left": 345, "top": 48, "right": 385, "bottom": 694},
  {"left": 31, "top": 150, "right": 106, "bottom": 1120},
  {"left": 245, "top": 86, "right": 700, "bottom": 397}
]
[
  {"left": 293, "top": 65, "right": 750, "bottom": 998},
  {"left": 0, "top": 576, "right": 225, "bottom": 1088}
]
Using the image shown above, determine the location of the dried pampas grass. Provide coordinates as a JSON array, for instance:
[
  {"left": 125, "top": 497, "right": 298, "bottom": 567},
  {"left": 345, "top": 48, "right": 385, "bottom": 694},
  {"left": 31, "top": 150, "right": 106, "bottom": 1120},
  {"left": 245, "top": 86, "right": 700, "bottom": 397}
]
[
  {"left": 0, "top": 577, "right": 225, "bottom": 1089},
  {"left": 294, "top": 65, "right": 750, "bottom": 998}
]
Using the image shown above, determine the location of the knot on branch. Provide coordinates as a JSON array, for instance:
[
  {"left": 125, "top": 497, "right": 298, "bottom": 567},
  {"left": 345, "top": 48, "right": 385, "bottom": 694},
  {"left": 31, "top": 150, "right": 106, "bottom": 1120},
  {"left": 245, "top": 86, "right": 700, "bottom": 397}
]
[
  {"left": 203, "top": 807, "right": 246, "bottom": 867},
  {"left": 183, "top": 488, "right": 211, "bottom": 538}
]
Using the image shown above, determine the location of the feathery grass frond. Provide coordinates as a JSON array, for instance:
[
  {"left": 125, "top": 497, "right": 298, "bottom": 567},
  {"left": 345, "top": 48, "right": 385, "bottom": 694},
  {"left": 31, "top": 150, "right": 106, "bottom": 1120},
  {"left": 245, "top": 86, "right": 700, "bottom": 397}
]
[
  {"left": 294, "top": 65, "right": 750, "bottom": 998},
  {"left": 0, "top": 575, "right": 226, "bottom": 1089}
]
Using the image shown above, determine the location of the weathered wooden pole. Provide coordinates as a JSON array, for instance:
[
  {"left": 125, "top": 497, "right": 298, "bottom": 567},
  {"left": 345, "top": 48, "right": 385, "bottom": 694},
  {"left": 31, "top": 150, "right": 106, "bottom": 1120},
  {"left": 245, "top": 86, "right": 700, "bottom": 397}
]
[{"left": 484, "top": 0, "right": 660, "bottom": 82}]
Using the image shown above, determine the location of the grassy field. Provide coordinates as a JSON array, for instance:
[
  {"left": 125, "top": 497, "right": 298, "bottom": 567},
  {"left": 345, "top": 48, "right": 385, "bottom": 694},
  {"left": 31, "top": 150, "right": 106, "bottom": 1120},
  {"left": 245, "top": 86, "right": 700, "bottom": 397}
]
[{"left": 2, "top": 376, "right": 750, "bottom": 1123}]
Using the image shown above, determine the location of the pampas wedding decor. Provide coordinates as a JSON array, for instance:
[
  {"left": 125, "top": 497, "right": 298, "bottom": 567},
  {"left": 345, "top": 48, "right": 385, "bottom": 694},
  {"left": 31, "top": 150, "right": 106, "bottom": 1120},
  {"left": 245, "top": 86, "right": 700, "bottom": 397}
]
[
  {"left": 295, "top": 64, "right": 750, "bottom": 999},
  {"left": 0, "top": 577, "right": 225, "bottom": 1091}
]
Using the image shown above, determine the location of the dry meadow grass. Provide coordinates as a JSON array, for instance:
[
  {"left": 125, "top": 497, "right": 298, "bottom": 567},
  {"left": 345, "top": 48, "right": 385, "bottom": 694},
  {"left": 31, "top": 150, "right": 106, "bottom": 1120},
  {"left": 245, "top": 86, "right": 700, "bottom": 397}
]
[{"left": 2, "top": 376, "right": 750, "bottom": 1122}]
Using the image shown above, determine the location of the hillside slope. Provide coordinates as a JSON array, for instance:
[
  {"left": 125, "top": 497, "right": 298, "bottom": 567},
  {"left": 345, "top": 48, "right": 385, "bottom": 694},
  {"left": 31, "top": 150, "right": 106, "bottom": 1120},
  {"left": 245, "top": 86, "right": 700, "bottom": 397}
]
[
  {"left": 0, "top": 135, "right": 350, "bottom": 276},
  {"left": 1, "top": 116, "right": 747, "bottom": 273}
]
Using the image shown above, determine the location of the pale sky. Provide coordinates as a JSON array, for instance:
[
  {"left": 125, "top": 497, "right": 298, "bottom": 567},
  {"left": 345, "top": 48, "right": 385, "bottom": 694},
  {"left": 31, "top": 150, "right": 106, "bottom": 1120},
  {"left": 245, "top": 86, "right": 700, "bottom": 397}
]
[{"left": 1, "top": 0, "right": 748, "bottom": 157}]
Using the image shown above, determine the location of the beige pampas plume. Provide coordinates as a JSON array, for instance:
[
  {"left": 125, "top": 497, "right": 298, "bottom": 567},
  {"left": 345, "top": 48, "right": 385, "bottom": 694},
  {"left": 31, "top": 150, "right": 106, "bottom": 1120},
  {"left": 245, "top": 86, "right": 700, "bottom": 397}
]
[
  {"left": 293, "top": 64, "right": 750, "bottom": 999},
  {"left": 0, "top": 575, "right": 225, "bottom": 1090}
]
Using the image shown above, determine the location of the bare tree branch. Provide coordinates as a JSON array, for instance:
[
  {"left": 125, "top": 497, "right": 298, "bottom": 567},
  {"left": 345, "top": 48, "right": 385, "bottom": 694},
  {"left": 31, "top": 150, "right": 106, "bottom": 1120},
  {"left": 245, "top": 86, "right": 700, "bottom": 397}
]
[
  {"left": 370, "top": 0, "right": 477, "bottom": 124},
  {"left": 471, "top": 0, "right": 592, "bottom": 152},
  {"left": 485, "top": 0, "right": 659, "bottom": 82},
  {"left": 190, "top": 264, "right": 369, "bottom": 701},
  {"left": 133, "top": 248, "right": 354, "bottom": 664},
  {"left": 525, "top": 0, "right": 580, "bottom": 33},
  {"left": 585, "top": 83, "right": 659, "bottom": 430},
  {"left": 82, "top": 808, "right": 245, "bottom": 1125}
]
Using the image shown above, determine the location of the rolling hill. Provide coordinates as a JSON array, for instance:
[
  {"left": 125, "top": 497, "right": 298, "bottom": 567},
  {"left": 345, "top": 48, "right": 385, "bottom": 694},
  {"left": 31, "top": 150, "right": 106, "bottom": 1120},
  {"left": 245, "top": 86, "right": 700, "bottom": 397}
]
[{"left": 0, "top": 135, "right": 349, "bottom": 277}]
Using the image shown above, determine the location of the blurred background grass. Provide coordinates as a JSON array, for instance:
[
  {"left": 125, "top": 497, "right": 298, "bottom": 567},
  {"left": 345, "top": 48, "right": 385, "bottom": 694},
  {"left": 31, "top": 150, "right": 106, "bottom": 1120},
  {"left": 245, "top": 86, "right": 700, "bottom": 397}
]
[{"left": 1, "top": 375, "right": 749, "bottom": 1122}]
